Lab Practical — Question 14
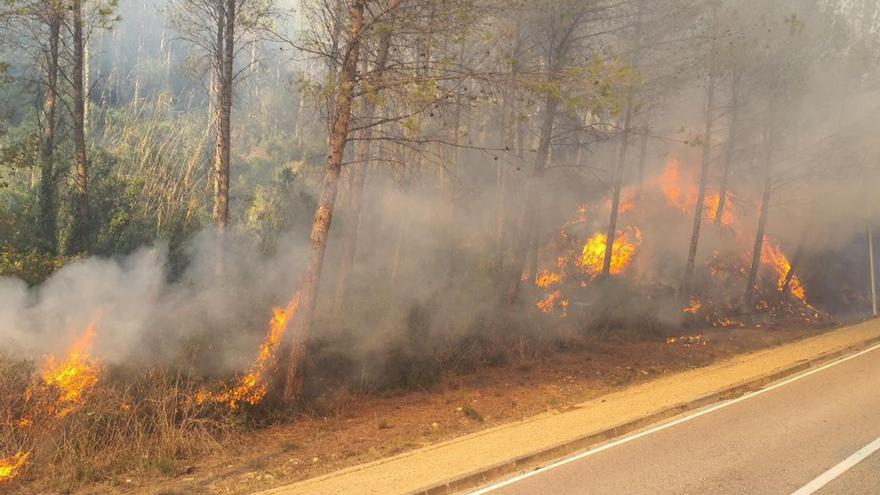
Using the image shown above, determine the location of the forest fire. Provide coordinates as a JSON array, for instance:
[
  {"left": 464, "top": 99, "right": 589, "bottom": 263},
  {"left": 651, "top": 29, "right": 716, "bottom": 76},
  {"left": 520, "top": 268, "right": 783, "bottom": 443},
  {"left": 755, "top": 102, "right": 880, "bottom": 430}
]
[
  {"left": 535, "top": 270, "right": 562, "bottom": 288},
  {"left": 761, "top": 240, "right": 807, "bottom": 302},
  {"left": 682, "top": 298, "right": 702, "bottom": 314},
  {"left": 536, "top": 290, "right": 569, "bottom": 316},
  {"left": 706, "top": 193, "right": 736, "bottom": 226},
  {"left": 531, "top": 151, "right": 822, "bottom": 327},
  {"left": 578, "top": 227, "right": 641, "bottom": 277},
  {"left": 658, "top": 160, "right": 736, "bottom": 225},
  {"left": 658, "top": 159, "right": 686, "bottom": 212},
  {"left": 40, "top": 323, "right": 101, "bottom": 418},
  {"left": 0, "top": 452, "right": 29, "bottom": 484},
  {"left": 197, "top": 293, "right": 301, "bottom": 409},
  {"left": 666, "top": 335, "right": 705, "bottom": 346}
]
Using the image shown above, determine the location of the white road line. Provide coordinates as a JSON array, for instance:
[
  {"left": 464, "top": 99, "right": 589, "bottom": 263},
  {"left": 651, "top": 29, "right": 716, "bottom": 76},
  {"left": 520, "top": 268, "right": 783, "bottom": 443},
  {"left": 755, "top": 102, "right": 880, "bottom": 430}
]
[
  {"left": 790, "top": 436, "right": 880, "bottom": 495},
  {"left": 469, "top": 341, "right": 880, "bottom": 495}
]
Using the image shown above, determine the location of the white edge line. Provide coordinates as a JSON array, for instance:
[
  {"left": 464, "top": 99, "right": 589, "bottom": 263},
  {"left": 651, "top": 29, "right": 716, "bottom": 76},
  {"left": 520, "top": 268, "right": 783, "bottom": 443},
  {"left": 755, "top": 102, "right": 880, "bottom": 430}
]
[
  {"left": 468, "top": 341, "right": 880, "bottom": 495},
  {"left": 790, "top": 435, "right": 880, "bottom": 495}
]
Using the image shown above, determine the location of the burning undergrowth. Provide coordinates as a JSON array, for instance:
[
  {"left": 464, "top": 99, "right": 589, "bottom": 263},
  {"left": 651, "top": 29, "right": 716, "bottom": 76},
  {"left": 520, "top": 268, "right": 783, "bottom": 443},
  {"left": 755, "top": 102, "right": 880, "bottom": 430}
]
[{"left": 530, "top": 156, "right": 831, "bottom": 334}]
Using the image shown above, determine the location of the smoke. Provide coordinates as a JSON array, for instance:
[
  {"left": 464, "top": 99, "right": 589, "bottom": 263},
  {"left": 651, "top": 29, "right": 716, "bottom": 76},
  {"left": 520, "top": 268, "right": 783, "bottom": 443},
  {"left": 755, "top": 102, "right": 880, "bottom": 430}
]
[{"left": 0, "top": 230, "right": 306, "bottom": 373}]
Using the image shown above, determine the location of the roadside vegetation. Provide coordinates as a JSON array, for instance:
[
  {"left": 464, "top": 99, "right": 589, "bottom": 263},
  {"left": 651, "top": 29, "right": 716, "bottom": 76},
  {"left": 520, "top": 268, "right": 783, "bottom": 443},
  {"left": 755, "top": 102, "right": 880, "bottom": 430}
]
[{"left": 1, "top": 0, "right": 879, "bottom": 492}]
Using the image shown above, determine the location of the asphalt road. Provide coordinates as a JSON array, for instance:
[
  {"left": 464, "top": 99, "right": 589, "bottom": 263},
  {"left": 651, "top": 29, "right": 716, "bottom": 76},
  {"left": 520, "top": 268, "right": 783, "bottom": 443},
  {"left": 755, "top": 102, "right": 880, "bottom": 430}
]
[{"left": 470, "top": 344, "right": 880, "bottom": 495}]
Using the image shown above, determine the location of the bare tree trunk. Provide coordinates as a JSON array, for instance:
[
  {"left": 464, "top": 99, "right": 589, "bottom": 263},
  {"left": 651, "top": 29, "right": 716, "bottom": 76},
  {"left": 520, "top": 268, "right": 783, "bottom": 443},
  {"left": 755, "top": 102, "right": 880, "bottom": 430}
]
[
  {"left": 334, "top": 0, "right": 399, "bottom": 311},
  {"left": 283, "top": 0, "right": 366, "bottom": 404},
  {"left": 601, "top": 0, "right": 643, "bottom": 277},
  {"left": 493, "top": 108, "right": 509, "bottom": 274},
  {"left": 294, "top": 90, "right": 306, "bottom": 149},
  {"left": 635, "top": 123, "right": 649, "bottom": 197},
  {"left": 494, "top": 20, "right": 522, "bottom": 277},
  {"left": 212, "top": 0, "right": 234, "bottom": 229},
  {"left": 714, "top": 72, "right": 741, "bottom": 225},
  {"left": 506, "top": 95, "right": 558, "bottom": 303},
  {"left": 83, "top": 35, "right": 91, "bottom": 135},
  {"left": 72, "top": 0, "right": 90, "bottom": 255},
  {"left": 39, "top": 12, "right": 61, "bottom": 253},
  {"left": 683, "top": 41, "right": 718, "bottom": 291},
  {"left": 444, "top": 94, "right": 463, "bottom": 285},
  {"left": 745, "top": 123, "right": 775, "bottom": 307},
  {"left": 602, "top": 103, "right": 633, "bottom": 277}
]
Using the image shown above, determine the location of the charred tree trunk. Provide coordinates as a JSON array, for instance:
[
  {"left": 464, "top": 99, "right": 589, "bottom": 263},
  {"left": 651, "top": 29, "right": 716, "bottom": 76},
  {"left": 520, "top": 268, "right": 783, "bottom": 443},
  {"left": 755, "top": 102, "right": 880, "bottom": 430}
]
[
  {"left": 283, "top": 0, "right": 366, "bottom": 404},
  {"left": 683, "top": 42, "right": 718, "bottom": 292},
  {"left": 39, "top": 12, "right": 61, "bottom": 253},
  {"left": 71, "top": 0, "right": 90, "bottom": 255}
]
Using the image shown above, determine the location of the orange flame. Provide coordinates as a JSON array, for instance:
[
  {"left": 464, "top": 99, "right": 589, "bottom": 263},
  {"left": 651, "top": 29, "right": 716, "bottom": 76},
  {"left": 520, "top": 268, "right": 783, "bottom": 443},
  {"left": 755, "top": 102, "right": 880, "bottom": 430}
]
[
  {"left": 578, "top": 227, "right": 641, "bottom": 277},
  {"left": 706, "top": 193, "right": 736, "bottom": 225},
  {"left": 41, "top": 323, "right": 101, "bottom": 418},
  {"left": 0, "top": 452, "right": 29, "bottom": 484},
  {"left": 197, "top": 293, "right": 301, "bottom": 409},
  {"left": 761, "top": 240, "right": 807, "bottom": 302},
  {"left": 536, "top": 290, "right": 568, "bottom": 317},
  {"left": 682, "top": 298, "right": 702, "bottom": 314},
  {"left": 658, "top": 159, "right": 686, "bottom": 212},
  {"left": 666, "top": 335, "right": 705, "bottom": 346},
  {"left": 658, "top": 160, "right": 735, "bottom": 224},
  {"left": 535, "top": 270, "right": 562, "bottom": 288}
]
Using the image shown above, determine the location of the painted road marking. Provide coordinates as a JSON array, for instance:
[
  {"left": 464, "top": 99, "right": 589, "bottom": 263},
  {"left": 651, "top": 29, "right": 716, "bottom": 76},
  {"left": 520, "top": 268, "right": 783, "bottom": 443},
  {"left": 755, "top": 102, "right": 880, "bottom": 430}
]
[
  {"left": 790, "top": 436, "right": 880, "bottom": 495},
  {"left": 469, "top": 342, "right": 880, "bottom": 495}
]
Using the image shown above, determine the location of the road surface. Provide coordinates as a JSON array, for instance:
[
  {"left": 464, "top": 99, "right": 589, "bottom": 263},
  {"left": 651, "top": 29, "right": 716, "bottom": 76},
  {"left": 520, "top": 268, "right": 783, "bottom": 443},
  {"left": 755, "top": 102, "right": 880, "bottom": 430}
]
[{"left": 470, "top": 344, "right": 880, "bottom": 495}]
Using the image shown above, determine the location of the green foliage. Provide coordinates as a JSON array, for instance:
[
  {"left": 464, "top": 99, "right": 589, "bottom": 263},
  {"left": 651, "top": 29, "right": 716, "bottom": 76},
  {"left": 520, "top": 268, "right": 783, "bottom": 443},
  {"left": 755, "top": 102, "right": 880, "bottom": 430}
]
[
  {"left": 0, "top": 246, "right": 71, "bottom": 285},
  {"left": 245, "top": 166, "right": 314, "bottom": 255}
]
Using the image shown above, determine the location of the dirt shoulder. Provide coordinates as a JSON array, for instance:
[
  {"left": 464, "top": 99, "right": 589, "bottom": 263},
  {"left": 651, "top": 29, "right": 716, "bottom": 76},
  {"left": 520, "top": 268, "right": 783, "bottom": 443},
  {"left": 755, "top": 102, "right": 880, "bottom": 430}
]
[{"left": 69, "top": 322, "right": 879, "bottom": 495}]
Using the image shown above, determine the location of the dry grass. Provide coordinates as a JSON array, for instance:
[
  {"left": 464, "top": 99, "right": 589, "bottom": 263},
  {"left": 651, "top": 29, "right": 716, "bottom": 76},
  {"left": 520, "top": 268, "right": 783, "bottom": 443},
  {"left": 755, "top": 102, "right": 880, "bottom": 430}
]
[{"left": 1, "top": 358, "right": 237, "bottom": 493}]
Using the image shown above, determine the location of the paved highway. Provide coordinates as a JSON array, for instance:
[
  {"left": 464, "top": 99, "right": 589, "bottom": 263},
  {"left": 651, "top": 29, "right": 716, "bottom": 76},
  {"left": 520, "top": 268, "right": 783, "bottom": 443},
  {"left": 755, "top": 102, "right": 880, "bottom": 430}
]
[{"left": 470, "top": 344, "right": 880, "bottom": 495}]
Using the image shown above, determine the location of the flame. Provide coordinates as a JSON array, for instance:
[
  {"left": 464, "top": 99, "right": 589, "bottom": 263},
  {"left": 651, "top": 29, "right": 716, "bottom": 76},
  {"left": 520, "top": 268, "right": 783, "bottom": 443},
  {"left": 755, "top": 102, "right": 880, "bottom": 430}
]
[
  {"left": 658, "top": 160, "right": 735, "bottom": 224},
  {"left": 658, "top": 159, "right": 686, "bottom": 212},
  {"left": 578, "top": 227, "right": 641, "bottom": 277},
  {"left": 604, "top": 193, "right": 636, "bottom": 215},
  {"left": 535, "top": 270, "right": 562, "bottom": 288},
  {"left": 197, "top": 293, "right": 301, "bottom": 409},
  {"left": 0, "top": 452, "right": 29, "bottom": 483},
  {"left": 761, "top": 240, "right": 807, "bottom": 302},
  {"left": 682, "top": 298, "right": 702, "bottom": 314},
  {"left": 706, "top": 193, "right": 736, "bottom": 225},
  {"left": 536, "top": 290, "right": 568, "bottom": 317},
  {"left": 41, "top": 323, "right": 101, "bottom": 418},
  {"left": 666, "top": 335, "right": 705, "bottom": 346}
]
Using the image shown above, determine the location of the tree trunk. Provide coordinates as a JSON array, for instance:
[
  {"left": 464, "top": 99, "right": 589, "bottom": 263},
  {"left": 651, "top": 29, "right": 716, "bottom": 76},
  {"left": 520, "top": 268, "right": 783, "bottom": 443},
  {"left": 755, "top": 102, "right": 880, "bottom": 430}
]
[
  {"left": 602, "top": 103, "right": 633, "bottom": 277},
  {"left": 283, "top": 0, "right": 366, "bottom": 404},
  {"left": 601, "top": 0, "right": 643, "bottom": 278},
  {"left": 745, "top": 123, "right": 775, "bottom": 307},
  {"left": 333, "top": 0, "right": 399, "bottom": 311},
  {"left": 714, "top": 72, "right": 741, "bottom": 225},
  {"left": 493, "top": 107, "right": 510, "bottom": 275},
  {"left": 494, "top": 20, "right": 522, "bottom": 277},
  {"left": 506, "top": 94, "right": 558, "bottom": 303},
  {"left": 683, "top": 43, "right": 718, "bottom": 291},
  {"left": 39, "top": 12, "right": 61, "bottom": 253},
  {"left": 635, "top": 123, "right": 649, "bottom": 198},
  {"left": 212, "top": 0, "right": 234, "bottom": 229},
  {"left": 72, "top": 0, "right": 90, "bottom": 255}
]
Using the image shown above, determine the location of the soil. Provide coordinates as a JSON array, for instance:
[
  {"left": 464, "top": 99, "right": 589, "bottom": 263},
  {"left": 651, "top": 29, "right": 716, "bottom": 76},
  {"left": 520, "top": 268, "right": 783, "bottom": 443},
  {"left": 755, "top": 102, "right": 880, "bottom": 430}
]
[{"left": 58, "top": 326, "right": 825, "bottom": 494}]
